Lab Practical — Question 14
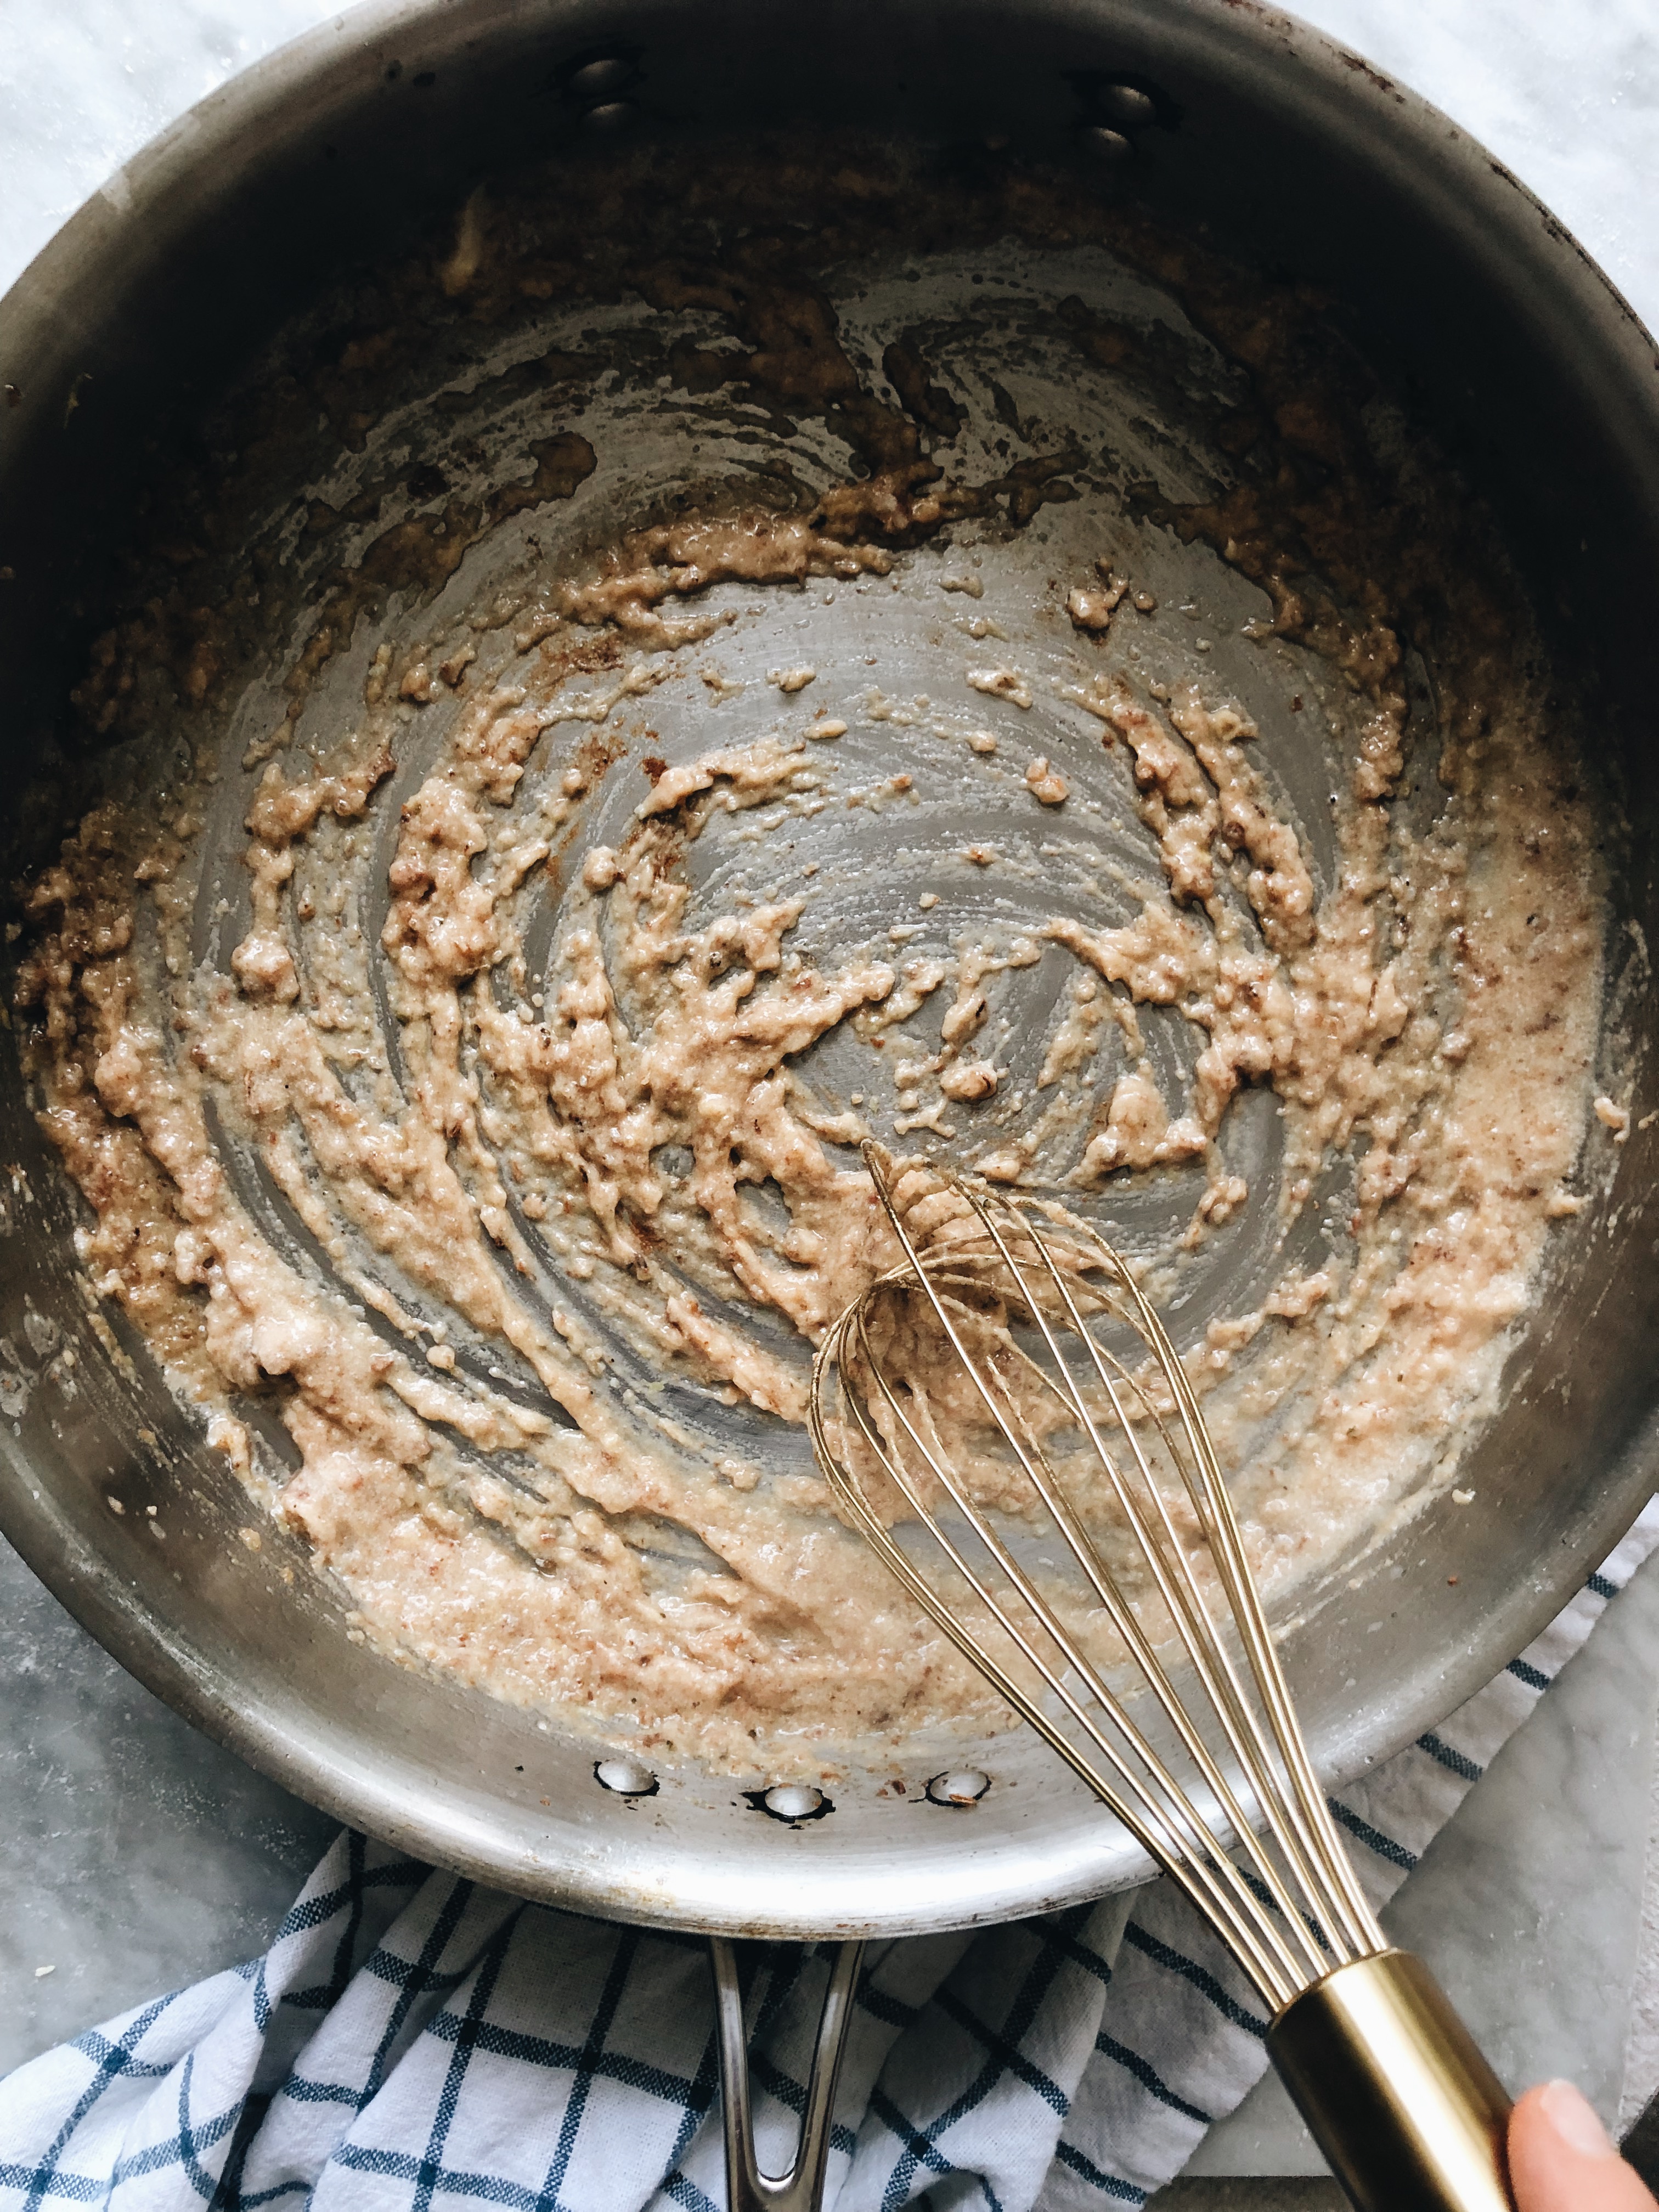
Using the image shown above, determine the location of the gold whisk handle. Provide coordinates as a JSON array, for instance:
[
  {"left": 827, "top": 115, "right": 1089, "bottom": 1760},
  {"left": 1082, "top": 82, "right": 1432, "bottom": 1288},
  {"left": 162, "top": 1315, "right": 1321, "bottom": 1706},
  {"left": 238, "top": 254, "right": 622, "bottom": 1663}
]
[{"left": 1268, "top": 1949, "right": 1513, "bottom": 2211}]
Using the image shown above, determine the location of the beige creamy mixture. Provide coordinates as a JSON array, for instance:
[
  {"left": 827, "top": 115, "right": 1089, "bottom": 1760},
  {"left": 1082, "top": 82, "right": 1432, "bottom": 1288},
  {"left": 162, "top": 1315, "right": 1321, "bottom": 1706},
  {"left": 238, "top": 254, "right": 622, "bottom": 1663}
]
[{"left": 10, "top": 148, "right": 1608, "bottom": 1774}]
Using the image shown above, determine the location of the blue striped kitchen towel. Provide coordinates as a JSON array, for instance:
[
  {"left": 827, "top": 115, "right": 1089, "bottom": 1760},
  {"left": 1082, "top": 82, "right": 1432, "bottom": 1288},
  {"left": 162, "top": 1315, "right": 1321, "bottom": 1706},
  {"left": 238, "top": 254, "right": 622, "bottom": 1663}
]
[{"left": 3, "top": 1494, "right": 1656, "bottom": 2212}]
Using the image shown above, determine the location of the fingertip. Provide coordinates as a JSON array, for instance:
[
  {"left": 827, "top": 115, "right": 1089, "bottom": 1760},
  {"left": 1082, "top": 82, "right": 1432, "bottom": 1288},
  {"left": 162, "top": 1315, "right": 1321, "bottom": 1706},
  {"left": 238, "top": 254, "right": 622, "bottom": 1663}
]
[
  {"left": 1537, "top": 2078, "right": 1618, "bottom": 2159},
  {"left": 1509, "top": 2081, "right": 1659, "bottom": 2211}
]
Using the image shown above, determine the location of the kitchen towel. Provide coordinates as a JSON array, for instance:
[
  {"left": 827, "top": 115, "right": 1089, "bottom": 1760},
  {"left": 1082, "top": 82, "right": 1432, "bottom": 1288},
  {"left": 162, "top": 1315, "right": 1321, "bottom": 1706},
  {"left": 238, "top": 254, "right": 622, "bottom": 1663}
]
[{"left": 3, "top": 1496, "right": 1656, "bottom": 2212}]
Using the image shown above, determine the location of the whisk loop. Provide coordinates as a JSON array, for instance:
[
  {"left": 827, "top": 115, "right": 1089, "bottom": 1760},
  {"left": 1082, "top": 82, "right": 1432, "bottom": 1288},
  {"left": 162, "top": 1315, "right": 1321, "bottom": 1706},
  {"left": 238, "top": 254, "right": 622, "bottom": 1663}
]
[{"left": 810, "top": 1146, "right": 1380, "bottom": 2010}]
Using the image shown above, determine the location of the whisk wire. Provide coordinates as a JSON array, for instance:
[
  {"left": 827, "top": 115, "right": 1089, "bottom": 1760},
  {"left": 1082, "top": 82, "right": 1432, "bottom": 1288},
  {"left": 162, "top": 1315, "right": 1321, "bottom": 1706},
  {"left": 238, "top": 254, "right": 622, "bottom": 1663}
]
[
  {"left": 839, "top": 1305, "right": 1309, "bottom": 2002},
  {"left": 846, "top": 1293, "right": 1288, "bottom": 1942},
  {"left": 817, "top": 1297, "right": 1310, "bottom": 2005},
  {"left": 953, "top": 1186, "right": 1345, "bottom": 1979},
  {"left": 864, "top": 1200, "right": 1329, "bottom": 1993},
  {"left": 810, "top": 1155, "right": 1386, "bottom": 2010},
  {"left": 985, "top": 1194, "right": 1378, "bottom": 1966},
  {"left": 1109, "top": 1248, "right": 1383, "bottom": 1954}
]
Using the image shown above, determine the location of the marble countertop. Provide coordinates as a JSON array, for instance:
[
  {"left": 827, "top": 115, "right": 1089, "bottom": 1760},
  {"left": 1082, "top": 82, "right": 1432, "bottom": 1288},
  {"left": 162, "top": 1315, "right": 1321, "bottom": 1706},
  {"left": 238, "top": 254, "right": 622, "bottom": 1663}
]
[{"left": 2, "top": 4, "right": 1657, "bottom": 2192}]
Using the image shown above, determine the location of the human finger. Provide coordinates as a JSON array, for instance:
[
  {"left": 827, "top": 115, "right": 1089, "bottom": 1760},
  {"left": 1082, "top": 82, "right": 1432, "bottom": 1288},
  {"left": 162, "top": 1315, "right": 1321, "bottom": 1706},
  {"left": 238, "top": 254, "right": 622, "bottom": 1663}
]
[{"left": 1508, "top": 2080, "right": 1658, "bottom": 2212}]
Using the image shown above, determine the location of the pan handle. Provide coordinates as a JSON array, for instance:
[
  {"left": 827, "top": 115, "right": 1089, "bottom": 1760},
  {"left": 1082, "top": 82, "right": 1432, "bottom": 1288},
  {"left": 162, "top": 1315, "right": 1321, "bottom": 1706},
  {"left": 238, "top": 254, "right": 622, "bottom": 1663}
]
[{"left": 710, "top": 1935, "right": 866, "bottom": 2212}]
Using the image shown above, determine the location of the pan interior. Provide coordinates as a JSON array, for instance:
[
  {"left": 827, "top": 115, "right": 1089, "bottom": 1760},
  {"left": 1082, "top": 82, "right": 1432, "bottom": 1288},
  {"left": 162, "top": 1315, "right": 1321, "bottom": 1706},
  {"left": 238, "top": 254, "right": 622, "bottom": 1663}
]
[{"left": 0, "top": 109, "right": 1649, "bottom": 1936}]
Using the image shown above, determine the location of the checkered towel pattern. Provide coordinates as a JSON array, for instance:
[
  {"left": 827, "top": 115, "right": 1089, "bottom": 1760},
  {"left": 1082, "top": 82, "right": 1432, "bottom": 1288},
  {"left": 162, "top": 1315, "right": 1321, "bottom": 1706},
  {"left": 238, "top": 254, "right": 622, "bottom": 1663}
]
[{"left": 5, "top": 1497, "right": 1656, "bottom": 2212}]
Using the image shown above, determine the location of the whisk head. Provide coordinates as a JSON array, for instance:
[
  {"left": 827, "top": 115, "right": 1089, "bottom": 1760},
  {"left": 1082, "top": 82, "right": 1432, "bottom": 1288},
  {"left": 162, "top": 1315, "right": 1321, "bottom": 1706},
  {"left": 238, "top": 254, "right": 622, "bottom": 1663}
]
[{"left": 809, "top": 1146, "right": 1385, "bottom": 2011}]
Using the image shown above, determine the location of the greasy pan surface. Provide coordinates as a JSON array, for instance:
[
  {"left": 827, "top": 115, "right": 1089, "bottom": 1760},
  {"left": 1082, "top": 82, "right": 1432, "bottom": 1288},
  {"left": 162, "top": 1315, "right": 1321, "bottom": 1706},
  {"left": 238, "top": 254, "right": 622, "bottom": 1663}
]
[{"left": 1, "top": 0, "right": 1657, "bottom": 1939}]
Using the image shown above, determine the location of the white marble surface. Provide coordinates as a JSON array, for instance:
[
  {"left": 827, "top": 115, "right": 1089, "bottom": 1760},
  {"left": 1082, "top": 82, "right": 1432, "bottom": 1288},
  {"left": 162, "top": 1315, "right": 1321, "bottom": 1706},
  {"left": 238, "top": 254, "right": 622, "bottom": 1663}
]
[
  {"left": 0, "top": 1538, "right": 334, "bottom": 2070},
  {"left": 2, "top": 4, "right": 1657, "bottom": 2192}
]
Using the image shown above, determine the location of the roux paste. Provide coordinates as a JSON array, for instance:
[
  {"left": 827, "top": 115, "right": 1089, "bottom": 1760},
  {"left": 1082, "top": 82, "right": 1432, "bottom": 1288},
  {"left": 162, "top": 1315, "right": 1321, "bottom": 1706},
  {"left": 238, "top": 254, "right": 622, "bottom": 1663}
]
[{"left": 12, "top": 142, "right": 1607, "bottom": 1775}]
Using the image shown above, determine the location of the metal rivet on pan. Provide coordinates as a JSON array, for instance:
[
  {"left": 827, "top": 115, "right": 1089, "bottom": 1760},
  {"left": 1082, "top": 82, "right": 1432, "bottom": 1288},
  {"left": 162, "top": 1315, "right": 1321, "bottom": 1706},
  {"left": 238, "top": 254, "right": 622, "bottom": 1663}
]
[
  {"left": 594, "top": 1757, "right": 658, "bottom": 1796},
  {"left": 763, "top": 1784, "right": 823, "bottom": 1820},
  {"left": 1082, "top": 125, "right": 1135, "bottom": 164},
  {"left": 927, "top": 1770, "right": 990, "bottom": 1807},
  {"left": 568, "top": 55, "right": 635, "bottom": 100},
  {"left": 1099, "top": 82, "right": 1156, "bottom": 126},
  {"left": 581, "top": 100, "right": 638, "bottom": 133}
]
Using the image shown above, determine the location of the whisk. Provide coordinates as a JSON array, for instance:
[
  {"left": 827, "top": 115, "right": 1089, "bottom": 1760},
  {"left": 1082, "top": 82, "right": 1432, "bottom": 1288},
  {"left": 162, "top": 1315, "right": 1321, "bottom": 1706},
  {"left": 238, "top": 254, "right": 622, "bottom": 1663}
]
[{"left": 808, "top": 1148, "right": 1514, "bottom": 2212}]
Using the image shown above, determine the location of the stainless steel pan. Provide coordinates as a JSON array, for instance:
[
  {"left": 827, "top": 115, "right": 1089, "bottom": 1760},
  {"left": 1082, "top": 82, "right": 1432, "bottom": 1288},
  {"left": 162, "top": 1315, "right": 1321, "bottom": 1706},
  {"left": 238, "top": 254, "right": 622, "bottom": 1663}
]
[{"left": 1, "top": 0, "right": 1657, "bottom": 1991}]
